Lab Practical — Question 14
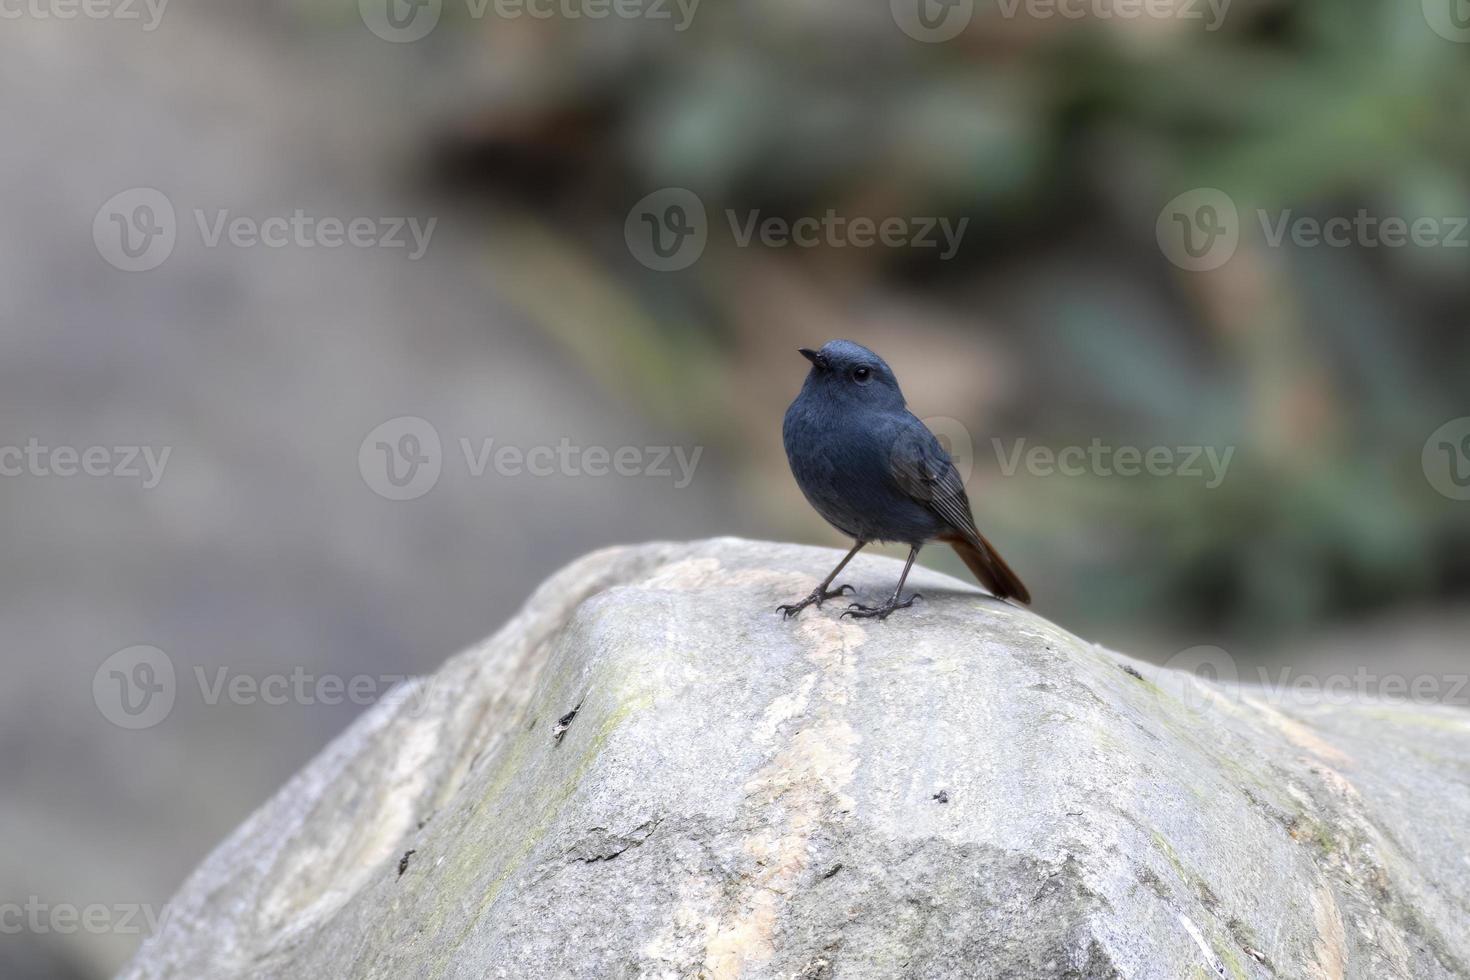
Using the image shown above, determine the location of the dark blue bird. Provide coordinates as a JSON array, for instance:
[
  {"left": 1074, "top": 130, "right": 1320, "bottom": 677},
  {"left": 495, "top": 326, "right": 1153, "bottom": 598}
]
[{"left": 780, "top": 339, "right": 1031, "bottom": 620}]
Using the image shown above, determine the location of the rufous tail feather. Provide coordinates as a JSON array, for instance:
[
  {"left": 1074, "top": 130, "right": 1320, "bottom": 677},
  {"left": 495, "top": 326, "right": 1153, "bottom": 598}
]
[{"left": 945, "top": 533, "right": 1031, "bottom": 605}]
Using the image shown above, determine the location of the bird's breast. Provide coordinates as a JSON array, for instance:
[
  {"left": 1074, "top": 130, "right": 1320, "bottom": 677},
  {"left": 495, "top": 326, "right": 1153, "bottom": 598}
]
[{"left": 783, "top": 402, "right": 939, "bottom": 543}]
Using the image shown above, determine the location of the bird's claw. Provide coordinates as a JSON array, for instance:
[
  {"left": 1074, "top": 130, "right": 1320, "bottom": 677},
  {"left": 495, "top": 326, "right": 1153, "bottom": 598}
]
[
  {"left": 776, "top": 584, "right": 855, "bottom": 619},
  {"left": 840, "top": 593, "right": 922, "bottom": 621}
]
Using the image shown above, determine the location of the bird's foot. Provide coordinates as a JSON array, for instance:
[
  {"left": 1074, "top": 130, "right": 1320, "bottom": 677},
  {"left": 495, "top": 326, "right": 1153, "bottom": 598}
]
[
  {"left": 777, "top": 584, "right": 855, "bottom": 619},
  {"left": 841, "top": 593, "right": 922, "bottom": 621}
]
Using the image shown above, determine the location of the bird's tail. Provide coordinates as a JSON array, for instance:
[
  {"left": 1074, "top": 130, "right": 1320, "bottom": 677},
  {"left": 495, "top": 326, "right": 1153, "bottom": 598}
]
[{"left": 944, "top": 532, "right": 1032, "bottom": 605}]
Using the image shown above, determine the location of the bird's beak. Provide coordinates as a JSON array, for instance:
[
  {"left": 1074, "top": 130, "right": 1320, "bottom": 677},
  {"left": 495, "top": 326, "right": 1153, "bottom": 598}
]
[{"left": 798, "top": 348, "right": 825, "bottom": 369}]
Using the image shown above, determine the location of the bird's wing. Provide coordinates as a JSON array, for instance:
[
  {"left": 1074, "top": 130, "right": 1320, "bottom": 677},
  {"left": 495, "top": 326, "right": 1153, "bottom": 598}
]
[
  {"left": 886, "top": 418, "right": 981, "bottom": 543},
  {"left": 887, "top": 416, "right": 1033, "bottom": 604}
]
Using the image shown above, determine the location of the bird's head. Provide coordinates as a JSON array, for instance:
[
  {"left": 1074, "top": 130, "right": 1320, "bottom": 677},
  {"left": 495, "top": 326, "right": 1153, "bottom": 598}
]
[{"left": 797, "top": 340, "right": 906, "bottom": 409}]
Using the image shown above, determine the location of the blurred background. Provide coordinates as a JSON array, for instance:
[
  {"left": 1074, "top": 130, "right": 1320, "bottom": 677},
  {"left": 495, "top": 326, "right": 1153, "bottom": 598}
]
[{"left": 3, "top": 0, "right": 1469, "bottom": 975}]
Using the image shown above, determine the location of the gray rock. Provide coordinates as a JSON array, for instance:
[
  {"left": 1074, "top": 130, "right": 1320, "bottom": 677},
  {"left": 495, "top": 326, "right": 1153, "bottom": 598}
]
[{"left": 120, "top": 539, "right": 1470, "bottom": 980}]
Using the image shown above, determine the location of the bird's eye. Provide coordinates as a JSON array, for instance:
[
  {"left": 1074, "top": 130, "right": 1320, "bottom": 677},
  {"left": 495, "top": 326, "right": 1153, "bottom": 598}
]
[{"left": 852, "top": 367, "right": 872, "bottom": 384}]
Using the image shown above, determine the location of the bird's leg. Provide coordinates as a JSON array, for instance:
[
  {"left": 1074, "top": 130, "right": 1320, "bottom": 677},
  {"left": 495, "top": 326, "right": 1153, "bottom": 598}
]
[
  {"left": 777, "top": 540, "right": 865, "bottom": 618},
  {"left": 843, "top": 545, "right": 923, "bottom": 621}
]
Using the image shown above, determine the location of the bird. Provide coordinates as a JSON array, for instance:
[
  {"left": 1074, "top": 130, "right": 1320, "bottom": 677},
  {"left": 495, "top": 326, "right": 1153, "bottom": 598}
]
[{"left": 778, "top": 339, "right": 1030, "bottom": 620}]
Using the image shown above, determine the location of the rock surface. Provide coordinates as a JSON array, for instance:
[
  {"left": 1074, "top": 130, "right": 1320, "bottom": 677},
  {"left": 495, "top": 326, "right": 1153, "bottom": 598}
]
[{"left": 121, "top": 539, "right": 1470, "bottom": 980}]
